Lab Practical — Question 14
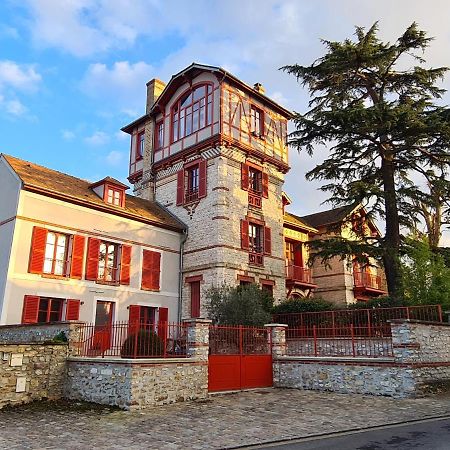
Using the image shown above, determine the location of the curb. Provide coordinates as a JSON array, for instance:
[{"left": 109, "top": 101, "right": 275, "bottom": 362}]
[{"left": 226, "top": 413, "right": 450, "bottom": 449}]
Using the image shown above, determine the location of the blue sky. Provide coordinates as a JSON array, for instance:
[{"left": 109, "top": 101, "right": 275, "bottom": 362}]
[{"left": 2, "top": 0, "right": 450, "bottom": 232}]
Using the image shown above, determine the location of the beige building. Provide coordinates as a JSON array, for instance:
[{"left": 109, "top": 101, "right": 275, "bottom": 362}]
[{"left": 0, "top": 154, "right": 185, "bottom": 326}]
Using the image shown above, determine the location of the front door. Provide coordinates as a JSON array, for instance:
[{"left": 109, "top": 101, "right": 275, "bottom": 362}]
[{"left": 93, "top": 300, "right": 114, "bottom": 354}]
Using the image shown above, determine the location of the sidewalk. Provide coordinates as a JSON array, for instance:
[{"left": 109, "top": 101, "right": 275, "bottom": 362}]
[{"left": 1, "top": 389, "right": 450, "bottom": 449}]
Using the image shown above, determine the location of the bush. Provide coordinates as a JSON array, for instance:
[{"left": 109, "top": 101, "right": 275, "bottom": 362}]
[
  {"left": 272, "top": 297, "right": 335, "bottom": 314},
  {"left": 347, "top": 296, "right": 410, "bottom": 310},
  {"left": 206, "top": 284, "right": 273, "bottom": 326},
  {"left": 121, "top": 329, "right": 164, "bottom": 358}
]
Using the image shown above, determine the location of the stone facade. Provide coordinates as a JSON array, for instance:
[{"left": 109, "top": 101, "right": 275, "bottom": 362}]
[
  {"left": 273, "top": 320, "right": 450, "bottom": 398},
  {"left": 0, "top": 342, "right": 68, "bottom": 409}
]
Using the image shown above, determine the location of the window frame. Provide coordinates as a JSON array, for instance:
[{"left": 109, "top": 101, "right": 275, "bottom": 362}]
[
  {"left": 154, "top": 120, "right": 164, "bottom": 151},
  {"left": 136, "top": 130, "right": 145, "bottom": 161},
  {"left": 185, "top": 163, "right": 200, "bottom": 203},
  {"left": 250, "top": 104, "right": 264, "bottom": 137},
  {"left": 171, "top": 83, "right": 213, "bottom": 143},
  {"left": 97, "top": 241, "right": 120, "bottom": 284},
  {"left": 105, "top": 185, "right": 124, "bottom": 207},
  {"left": 248, "top": 222, "right": 264, "bottom": 255},
  {"left": 42, "top": 231, "right": 69, "bottom": 277}
]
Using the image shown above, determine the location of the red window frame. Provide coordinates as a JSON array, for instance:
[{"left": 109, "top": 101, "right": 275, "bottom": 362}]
[
  {"left": 185, "top": 163, "right": 200, "bottom": 203},
  {"left": 171, "top": 83, "right": 213, "bottom": 143},
  {"left": 250, "top": 105, "right": 264, "bottom": 137},
  {"left": 37, "top": 297, "right": 64, "bottom": 323},
  {"left": 105, "top": 185, "right": 124, "bottom": 207},
  {"left": 154, "top": 120, "right": 164, "bottom": 150},
  {"left": 43, "top": 231, "right": 69, "bottom": 277},
  {"left": 97, "top": 241, "right": 120, "bottom": 283},
  {"left": 248, "top": 222, "right": 263, "bottom": 255},
  {"left": 176, "top": 159, "right": 207, "bottom": 205},
  {"left": 136, "top": 130, "right": 145, "bottom": 160}
]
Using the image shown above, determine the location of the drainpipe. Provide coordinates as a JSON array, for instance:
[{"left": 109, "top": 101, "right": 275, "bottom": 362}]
[{"left": 178, "top": 228, "right": 188, "bottom": 323}]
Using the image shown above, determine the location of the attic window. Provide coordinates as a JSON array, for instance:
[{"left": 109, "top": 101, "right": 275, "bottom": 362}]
[{"left": 106, "top": 186, "right": 124, "bottom": 207}]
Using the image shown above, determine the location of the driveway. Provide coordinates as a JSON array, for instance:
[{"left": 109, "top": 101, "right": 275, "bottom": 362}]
[{"left": 1, "top": 389, "right": 450, "bottom": 449}]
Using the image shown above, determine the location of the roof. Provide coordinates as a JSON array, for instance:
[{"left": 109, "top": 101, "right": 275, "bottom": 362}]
[
  {"left": 89, "top": 176, "right": 129, "bottom": 190},
  {"left": 122, "top": 62, "right": 293, "bottom": 132},
  {"left": 283, "top": 212, "right": 318, "bottom": 233},
  {"left": 300, "top": 204, "right": 359, "bottom": 229},
  {"left": 1, "top": 154, "right": 186, "bottom": 232}
]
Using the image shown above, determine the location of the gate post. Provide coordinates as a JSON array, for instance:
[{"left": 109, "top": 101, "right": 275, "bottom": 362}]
[
  {"left": 183, "top": 318, "right": 212, "bottom": 361},
  {"left": 265, "top": 323, "right": 288, "bottom": 358}
]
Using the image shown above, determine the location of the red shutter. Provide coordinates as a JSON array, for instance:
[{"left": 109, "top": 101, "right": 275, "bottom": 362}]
[
  {"left": 190, "top": 281, "right": 201, "bottom": 318},
  {"left": 158, "top": 307, "right": 169, "bottom": 340},
  {"left": 198, "top": 160, "right": 207, "bottom": 198},
  {"left": 262, "top": 172, "right": 269, "bottom": 198},
  {"left": 85, "top": 238, "right": 100, "bottom": 280},
  {"left": 241, "top": 219, "right": 249, "bottom": 250},
  {"left": 241, "top": 163, "right": 249, "bottom": 191},
  {"left": 22, "top": 295, "right": 40, "bottom": 324},
  {"left": 142, "top": 250, "right": 161, "bottom": 290},
  {"left": 120, "top": 245, "right": 132, "bottom": 285},
  {"left": 28, "top": 227, "right": 47, "bottom": 274},
  {"left": 128, "top": 305, "right": 141, "bottom": 334},
  {"left": 264, "top": 226, "right": 272, "bottom": 255},
  {"left": 176, "top": 170, "right": 184, "bottom": 205},
  {"left": 70, "top": 235, "right": 85, "bottom": 279},
  {"left": 66, "top": 299, "right": 81, "bottom": 321}
]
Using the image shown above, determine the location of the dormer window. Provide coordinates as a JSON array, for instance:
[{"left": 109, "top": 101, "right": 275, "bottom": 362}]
[{"left": 90, "top": 177, "right": 129, "bottom": 208}]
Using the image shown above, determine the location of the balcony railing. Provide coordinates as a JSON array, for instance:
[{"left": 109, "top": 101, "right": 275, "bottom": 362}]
[
  {"left": 285, "top": 263, "right": 313, "bottom": 285},
  {"left": 353, "top": 271, "right": 386, "bottom": 291}
]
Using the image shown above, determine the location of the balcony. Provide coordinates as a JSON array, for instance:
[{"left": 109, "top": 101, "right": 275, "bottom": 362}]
[
  {"left": 285, "top": 263, "right": 316, "bottom": 288},
  {"left": 353, "top": 271, "right": 387, "bottom": 296}
]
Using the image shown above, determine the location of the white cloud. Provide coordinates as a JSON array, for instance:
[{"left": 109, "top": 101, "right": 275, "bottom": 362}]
[
  {"left": 84, "top": 131, "right": 110, "bottom": 146},
  {"left": 61, "top": 129, "right": 76, "bottom": 141},
  {"left": 0, "top": 25, "right": 19, "bottom": 39},
  {"left": 0, "top": 60, "right": 41, "bottom": 92},
  {"left": 105, "top": 150, "right": 125, "bottom": 167},
  {"left": 0, "top": 95, "right": 27, "bottom": 117}
]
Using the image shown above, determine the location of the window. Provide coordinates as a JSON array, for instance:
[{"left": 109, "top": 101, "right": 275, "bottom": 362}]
[
  {"left": 190, "top": 281, "right": 201, "bottom": 318},
  {"left": 250, "top": 105, "right": 264, "bottom": 137},
  {"left": 29, "top": 227, "right": 85, "bottom": 279},
  {"left": 241, "top": 163, "right": 269, "bottom": 200},
  {"left": 154, "top": 120, "right": 164, "bottom": 150},
  {"left": 136, "top": 131, "right": 145, "bottom": 160},
  {"left": 106, "top": 186, "right": 123, "bottom": 206},
  {"left": 241, "top": 219, "right": 271, "bottom": 266},
  {"left": 21, "top": 296, "right": 80, "bottom": 324},
  {"left": 249, "top": 223, "right": 263, "bottom": 254},
  {"left": 176, "top": 159, "right": 207, "bottom": 205},
  {"left": 248, "top": 167, "right": 262, "bottom": 193},
  {"left": 85, "top": 238, "right": 131, "bottom": 285},
  {"left": 261, "top": 281, "right": 274, "bottom": 297},
  {"left": 43, "top": 231, "right": 68, "bottom": 276},
  {"left": 171, "top": 84, "right": 213, "bottom": 142}
]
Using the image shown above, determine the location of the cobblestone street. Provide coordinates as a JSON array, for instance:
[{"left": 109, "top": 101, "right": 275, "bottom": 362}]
[{"left": 1, "top": 389, "right": 450, "bottom": 449}]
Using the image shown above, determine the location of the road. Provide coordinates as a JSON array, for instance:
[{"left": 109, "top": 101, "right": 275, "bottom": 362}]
[{"left": 245, "top": 417, "right": 450, "bottom": 450}]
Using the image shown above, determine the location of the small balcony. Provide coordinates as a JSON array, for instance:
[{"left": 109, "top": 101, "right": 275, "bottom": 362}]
[
  {"left": 285, "top": 263, "right": 316, "bottom": 288},
  {"left": 353, "top": 271, "right": 387, "bottom": 296}
]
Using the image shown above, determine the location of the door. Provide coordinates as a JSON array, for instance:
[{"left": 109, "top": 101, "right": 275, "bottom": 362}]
[{"left": 92, "top": 300, "right": 114, "bottom": 354}]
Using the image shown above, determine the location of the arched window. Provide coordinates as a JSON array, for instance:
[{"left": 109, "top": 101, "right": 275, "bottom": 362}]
[{"left": 172, "top": 84, "right": 213, "bottom": 142}]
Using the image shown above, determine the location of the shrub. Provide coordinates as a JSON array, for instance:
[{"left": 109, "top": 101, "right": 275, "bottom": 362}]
[
  {"left": 347, "top": 296, "right": 410, "bottom": 310},
  {"left": 121, "top": 329, "right": 164, "bottom": 358},
  {"left": 272, "top": 297, "right": 335, "bottom": 314},
  {"left": 206, "top": 284, "right": 273, "bottom": 326}
]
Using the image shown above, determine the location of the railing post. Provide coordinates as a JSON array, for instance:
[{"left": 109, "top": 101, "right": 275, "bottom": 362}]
[
  {"left": 163, "top": 322, "right": 168, "bottom": 358},
  {"left": 438, "top": 304, "right": 443, "bottom": 323},
  {"left": 133, "top": 325, "right": 138, "bottom": 359},
  {"left": 406, "top": 307, "right": 410, "bottom": 321},
  {"left": 332, "top": 311, "right": 336, "bottom": 338},
  {"left": 351, "top": 324, "right": 356, "bottom": 357},
  {"left": 313, "top": 325, "right": 317, "bottom": 357},
  {"left": 239, "top": 325, "right": 243, "bottom": 356},
  {"left": 367, "top": 309, "right": 372, "bottom": 337}
]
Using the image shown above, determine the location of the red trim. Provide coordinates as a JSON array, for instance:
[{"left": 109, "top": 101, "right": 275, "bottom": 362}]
[
  {"left": 70, "top": 235, "right": 85, "bottom": 279},
  {"left": 185, "top": 275, "right": 203, "bottom": 283},
  {"left": 264, "top": 226, "right": 272, "bottom": 255},
  {"left": 240, "top": 219, "right": 249, "bottom": 250},
  {"left": 176, "top": 170, "right": 184, "bottom": 206},
  {"left": 237, "top": 274, "right": 255, "bottom": 283},
  {"left": 190, "top": 281, "right": 201, "bottom": 318},
  {"left": 28, "top": 227, "right": 47, "bottom": 274},
  {"left": 66, "top": 299, "right": 81, "bottom": 321},
  {"left": 22, "top": 295, "right": 40, "bottom": 324},
  {"left": 120, "top": 245, "right": 132, "bottom": 285},
  {"left": 142, "top": 250, "right": 161, "bottom": 291},
  {"left": 260, "top": 279, "right": 275, "bottom": 286},
  {"left": 85, "top": 238, "right": 100, "bottom": 280}
]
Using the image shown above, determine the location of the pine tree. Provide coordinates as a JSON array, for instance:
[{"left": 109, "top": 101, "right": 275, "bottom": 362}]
[{"left": 283, "top": 23, "right": 450, "bottom": 299}]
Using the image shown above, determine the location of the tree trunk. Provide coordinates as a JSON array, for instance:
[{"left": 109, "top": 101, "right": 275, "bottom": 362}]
[{"left": 381, "top": 151, "right": 403, "bottom": 300}]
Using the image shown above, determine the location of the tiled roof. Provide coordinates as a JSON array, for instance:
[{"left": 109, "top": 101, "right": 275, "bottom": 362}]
[
  {"left": 300, "top": 204, "right": 358, "bottom": 228},
  {"left": 2, "top": 154, "right": 186, "bottom": 232},
  {"left": 283, "top": 212, "right": 317, "bottom": 232}
]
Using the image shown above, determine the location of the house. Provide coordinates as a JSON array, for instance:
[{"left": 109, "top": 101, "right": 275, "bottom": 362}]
[
  {"left": 0, "top": 63, "right": 388, "bottom": 326},
  {"left": 0, "top": 154, "right": 185, "bottom": 326}
]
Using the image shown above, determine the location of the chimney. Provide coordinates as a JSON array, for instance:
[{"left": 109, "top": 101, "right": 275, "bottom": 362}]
[
  {"left": 253, "top": 82, "right": 265, "bottom": 95},
  {"left": 146, "top": 78, "right": 166, "bottom": 113}
]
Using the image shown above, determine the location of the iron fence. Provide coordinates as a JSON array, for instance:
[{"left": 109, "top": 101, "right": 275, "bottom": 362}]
[
  {"left": 209, "top": 325, "right": 271, "bottom": 355},
  {"left": 286, "top": 325, "right": 394, "bottom": 358},
  {"left": 77, "top": 321, "right": 189, "bottom": 358}
]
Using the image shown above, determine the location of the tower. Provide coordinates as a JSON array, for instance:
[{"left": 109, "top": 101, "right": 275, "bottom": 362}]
[{"left": 122, "top": 63, "right": 292, "bottom": 318}]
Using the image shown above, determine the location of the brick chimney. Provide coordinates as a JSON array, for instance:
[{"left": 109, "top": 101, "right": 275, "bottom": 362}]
[
  {"left": 146, "top": 78, "right": 166, "bottom": 113},
  {"left": 253, "top": 82, "right": 265, "bottom": 95}
]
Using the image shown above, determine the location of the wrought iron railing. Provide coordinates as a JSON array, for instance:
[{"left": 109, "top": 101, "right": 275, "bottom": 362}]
[
  {"left": 353, "top": 271, "right": 386, "bottom": 291},
  {"left": 285, "top": 263, "right": 313, "bottom": 284}
]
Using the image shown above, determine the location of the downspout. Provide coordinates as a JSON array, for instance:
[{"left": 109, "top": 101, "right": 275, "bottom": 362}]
[{"left": 178, "top": 228, "right": 188, "bottom": 323}]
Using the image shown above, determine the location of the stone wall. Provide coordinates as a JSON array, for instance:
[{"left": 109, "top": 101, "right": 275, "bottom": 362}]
[
  {"left": 273, "top": 320, "right": 450, "bottom": 398},
  {"left": 65, "top": 358, "right": 208, "bottom": 410},
  {"left": 0, "top": 342, "right": 68, "bottom": 409}
]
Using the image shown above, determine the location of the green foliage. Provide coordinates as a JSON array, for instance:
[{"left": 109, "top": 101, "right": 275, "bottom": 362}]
[
  {"left": 52, "top": 331, "right": 68, "bottom": 343},
  {"left": 282, "top": 22, "right": 450, "bottom": 300},
  {"left": 272, "top": 297, "right": 335, "bottom": 314},
  {"left": 347, "top": 296, "right": 410, "bottom": 309},
  {"left": 120, "top": 329, "right": 164, "bottom": 358},
  {"left": 206, "top": 284, "right": 274, "bottom": 326},
  {"left": 402, "top": 238, "right": 450, "bottom": 307}
]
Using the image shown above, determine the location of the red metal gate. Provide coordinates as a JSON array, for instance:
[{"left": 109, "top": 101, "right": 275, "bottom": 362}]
[{"left": 208, "top": 325, "right": 273, "bottom": 392}]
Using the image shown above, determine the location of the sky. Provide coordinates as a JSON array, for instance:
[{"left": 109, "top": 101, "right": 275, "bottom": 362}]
[{"left": 2, "top": 0, "right": 450, "bottom": 240}]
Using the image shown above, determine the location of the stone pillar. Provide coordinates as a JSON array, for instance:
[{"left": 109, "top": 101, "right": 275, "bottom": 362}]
[
  {"left": 265, "top": 323, "right": 288, "bottom": 358},
  {"left": 390, "top": 320, "right": 420, "bottom": 363},
  {"left": 183, "top": 318, "right": 212, "bottom": 361}
]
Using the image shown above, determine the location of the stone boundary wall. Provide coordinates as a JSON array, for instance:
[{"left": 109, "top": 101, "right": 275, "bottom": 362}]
[
  {"left": 0, "top": 342, "right": 68, "bottom": 409},
  {"left": 270, "top": 320, "right": 450, "bottom": 398},
  {"left": 65, "top": 357, "right": 208, "bottom": 410}
]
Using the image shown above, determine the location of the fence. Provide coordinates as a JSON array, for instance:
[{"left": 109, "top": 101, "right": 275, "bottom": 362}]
[
  {"left": 77, "top": 322, "right": 189, "bottom": 358},
  {"left": 209, "top": 325, "right": 271, "bottom": 355},
  {"left": 286, "top": 325, "right": 394, "bottom": 358},
  {"left": 273, "top": 304, "right": 443, "bottom": 338}
]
